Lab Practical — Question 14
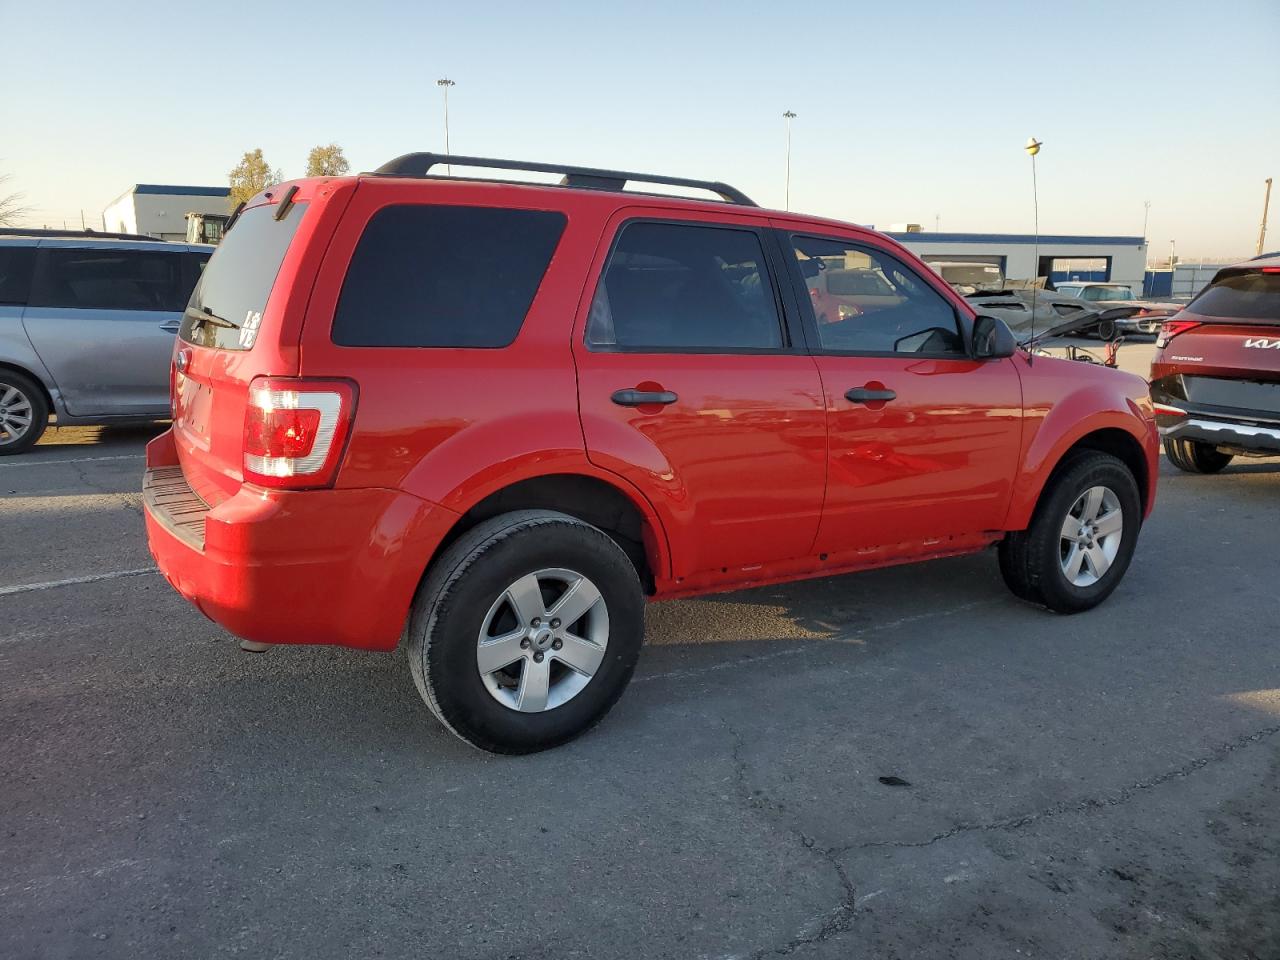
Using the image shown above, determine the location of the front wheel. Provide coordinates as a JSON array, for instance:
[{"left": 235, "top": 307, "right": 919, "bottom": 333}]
[
  {"left": 405, "top": 510, "right": 644, "bottom": 754},
  {"left": 998, "top": 451, "right": 1141, "bottom": 613},
  {"left": 1164, "top": 437, "right": 1233, "bottom": 474}
]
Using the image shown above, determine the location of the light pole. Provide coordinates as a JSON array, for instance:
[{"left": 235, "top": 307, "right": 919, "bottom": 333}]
[
  {"left": 437, "top": 77, "right": 456, "bottom": 174},
  {"left": 1142, "top": 200, "right": 1150, "bottom": 242},
  {"left": 1258, "top": 177, "right": 1273, "bottom": 255},
  {"left": 1025, "top": 137, "right": 1042, "bottom": 359},
  {"left": 783, "top": 111, "right": 797, "bottom": 211}
]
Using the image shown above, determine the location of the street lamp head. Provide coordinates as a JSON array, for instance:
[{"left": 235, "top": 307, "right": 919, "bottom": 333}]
[
  {"left": 1025, "top": 137, "right": 1042, "bottom": 156},
  {"left": 437, "top": 77, "right": 455, "bottom": 88},
  {"left": 783, "top": 111, "right": 797, "bottom": 119}
]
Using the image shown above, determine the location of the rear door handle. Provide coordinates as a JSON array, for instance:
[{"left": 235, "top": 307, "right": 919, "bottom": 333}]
[
  {"left": 611, "top": 389, "right": 678, "bottom": 407},
  {"left": 159, "top": 320, "right": 181, "bottom": 333},
  {"left": 845, "top": 387, "right": 897, "bottom": 403}
]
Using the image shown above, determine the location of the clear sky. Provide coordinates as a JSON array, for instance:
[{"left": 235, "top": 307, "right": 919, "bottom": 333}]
[{"left": 2, "top": 0, "right": 1277, "bottom": 259}]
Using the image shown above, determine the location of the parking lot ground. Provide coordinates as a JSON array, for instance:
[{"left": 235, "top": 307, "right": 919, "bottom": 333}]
[{"left": 3, "top": 405, "right": 1278, "bottom": 959}]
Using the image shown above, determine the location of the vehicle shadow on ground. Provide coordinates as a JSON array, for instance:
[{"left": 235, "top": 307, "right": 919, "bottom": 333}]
[{"left": 34, "top": 422, "right": 166, "bottom": 452}]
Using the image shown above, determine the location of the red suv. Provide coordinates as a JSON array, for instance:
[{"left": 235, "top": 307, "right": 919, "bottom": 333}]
[
  {"left": 1151, "top": 255, "right": 1280, "bottom": 472},
  {"left": 143, "top": 154, "right": 1158, "bottom": 753}
]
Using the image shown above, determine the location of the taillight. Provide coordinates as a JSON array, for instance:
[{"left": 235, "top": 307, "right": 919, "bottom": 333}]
[
  {"left": 242, "top": 377, "right": 357, "bottom": 489},
  {"left": 1155, "top": 320, "right": 1201, "bottom": 349}
]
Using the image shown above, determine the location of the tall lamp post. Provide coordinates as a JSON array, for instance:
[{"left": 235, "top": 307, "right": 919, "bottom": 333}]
[
  {"left": 783, "top": 110, "right": 797, "bottom": 211},
  {"left": 1026, "top": 137, "right": 1043, "bottom": 360},
  {"left": 437, "top": 77, "right": 456, "bottom": 174}
]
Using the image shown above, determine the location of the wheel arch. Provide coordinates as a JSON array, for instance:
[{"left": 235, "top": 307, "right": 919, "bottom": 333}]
[
  {"left": 0, "top": 360, "right": 57, "bottom": 415},
  {"left": 1008, "top": 420, "right": 1154, "bottom": 531},
  {"left": 433, "top": 470, "right": 670, "bottom": 594}
]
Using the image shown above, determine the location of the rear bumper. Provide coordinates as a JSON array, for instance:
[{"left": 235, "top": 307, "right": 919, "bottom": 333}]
[
  {"left": 1158, "top": 412, "right": 1280, "bottom": 456},
  {"left": 143, "top": 430, "right": 458, "bottom": 650}
]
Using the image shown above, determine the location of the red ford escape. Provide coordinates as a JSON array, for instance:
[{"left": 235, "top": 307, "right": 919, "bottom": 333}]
[
  {"left": 1151, "top": 255, "right": 1280, "bottom": 472},
  {"left": 143, "top": 154, "right": 1158, "bottom": 753}
]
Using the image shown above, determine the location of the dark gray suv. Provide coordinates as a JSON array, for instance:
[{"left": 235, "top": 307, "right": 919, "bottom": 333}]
[{"left": 0, "top": 233, "right": 211, "bottom": 453}]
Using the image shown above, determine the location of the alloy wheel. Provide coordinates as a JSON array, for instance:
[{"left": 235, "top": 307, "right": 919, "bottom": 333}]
[
  {"left": 1059, "top": 485, "right": 1123, "bottom": 587},
  {"left": 0, "top": 384, "right": 34, "bottom": 446},
  {"left": 476, "top": 568, "right": 610, "bottom": 713}
]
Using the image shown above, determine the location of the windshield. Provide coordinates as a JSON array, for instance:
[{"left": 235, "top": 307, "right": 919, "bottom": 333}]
[
  {"left": 1082, "top": 285, "right": 1135, "bottom": 302},
  {"left": 179, "top": 203, "right": 306, "bottom": 350}
]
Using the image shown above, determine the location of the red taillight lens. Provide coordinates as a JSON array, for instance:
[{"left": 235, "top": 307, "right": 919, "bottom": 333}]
[
  {"left": 1155, "top": 320, "right": 1201, "bottom": 349},
  {"left": 242, "top": 377, "right": 357, "bottom": 489}
]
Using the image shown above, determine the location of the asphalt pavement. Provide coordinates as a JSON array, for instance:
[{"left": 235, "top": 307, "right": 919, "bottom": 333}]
[{"left": 2, "top": 391, "right": 1278, "bottom": 960}]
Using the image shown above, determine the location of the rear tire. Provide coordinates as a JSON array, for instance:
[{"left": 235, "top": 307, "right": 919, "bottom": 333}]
[
  {"left": 1164, "top": 437, "right": 1233, "bottom": 474},
  {"left": 405, "top": 510, "right": 644, "bottom": 754},
  {"left": 998, "top": 451, "right": 1141, "bottom": 614},
  {"left": 0, "top": 370, "right": 50, "bottom": 455}
]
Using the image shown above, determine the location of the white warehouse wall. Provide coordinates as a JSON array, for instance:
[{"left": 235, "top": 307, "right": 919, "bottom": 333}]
[
  {"left": 101, "top": 186, "right": 231, "bottom": 240},
  {"left": 887, "top": 234, "right": 1149, "bottom": 290}
]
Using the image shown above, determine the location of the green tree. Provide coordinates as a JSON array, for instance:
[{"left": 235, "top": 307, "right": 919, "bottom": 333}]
[
  {"left": 305, "top": 143, "right": 350, "bottom": 178},
  {"left": 228, "top": 149, "right": 282, "bottom": 207}
]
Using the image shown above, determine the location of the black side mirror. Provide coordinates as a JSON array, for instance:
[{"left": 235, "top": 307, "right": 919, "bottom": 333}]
[{"left": 972, "top": 314, "right": 1017, "bottom": 359}]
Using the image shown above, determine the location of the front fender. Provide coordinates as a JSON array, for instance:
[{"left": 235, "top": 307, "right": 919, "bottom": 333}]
[{"left": 1005, "top": 360, "right": 1157, "bottom": 530}]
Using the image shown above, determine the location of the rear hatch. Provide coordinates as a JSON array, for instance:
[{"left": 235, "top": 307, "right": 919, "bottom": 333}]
[
  {"left": 172, "top": 196, "right": 311, "bottom": 504},
  {"left": 1155, "top": 265, "right": 1280, "bottom": 417}
]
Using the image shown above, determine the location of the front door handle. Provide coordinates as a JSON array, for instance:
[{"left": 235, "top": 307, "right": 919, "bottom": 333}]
[
  {"left": 612, "top": 388, "right": 678, "bottom": 407},
  {"left": 845, "top": 386, "right": 897, "bottom": 404},
  {"left": 159, "top": 320, "right": 181, "bottom": 333}
]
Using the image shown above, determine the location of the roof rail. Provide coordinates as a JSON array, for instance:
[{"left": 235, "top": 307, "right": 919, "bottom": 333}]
[
  {"left": 0, "top": 227, "right": 166, "bottom": 242},
  {"left": 370, "top": 153, "right": 757, "bottom": 207}
]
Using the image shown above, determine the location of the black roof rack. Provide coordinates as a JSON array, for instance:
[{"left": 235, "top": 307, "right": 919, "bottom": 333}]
[
  {"left": 0, "top": 227, "right": 166, "bottom": 242},
  {"left": 370, "top": 153, "right": 757, "bottom": 207}
]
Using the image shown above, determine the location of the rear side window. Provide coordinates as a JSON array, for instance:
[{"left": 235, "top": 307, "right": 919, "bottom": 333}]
[
  {"left": 30, "top": 248, "right": 188, "bottom": 312},
  {"left": 332, "top": 205, "right": 566, "bottom": 348},
  {"left": 1189, "top": 271, "right": 1280, "bottom": 321},
  {"left": 181, "top": 203, "right": 306, "bottom": 350},
  {"left": 586, "top": 221, "right": 784, "bottom": 351},
  {"left": 0, "top": 246, "right": 35, "bottom": 305}
]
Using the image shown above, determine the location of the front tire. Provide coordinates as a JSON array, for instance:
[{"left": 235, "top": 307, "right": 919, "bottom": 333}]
[
  {"left": 405, "top": 510, "right": 644, "bottom": 754},
  {"left": 1164, "top": 437, "right": 1233, "bottom": 474},
  {"left": 998, "top": 452, "right": 1141, "bottom": 613},
  {"left": 0, "top": 370, "right": 49, "bottom": 455}
]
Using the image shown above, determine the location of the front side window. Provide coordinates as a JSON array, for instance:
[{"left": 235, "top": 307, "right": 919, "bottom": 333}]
[
  {"left": 791, "top": 236, "right": 964, "bottom": 355},
  {"left": 587, "top": 221, "right": 784, "bottom": 351},
  {"left": 333, "top": 205, "right": 566, "bottom": 348},
  {"left": 31, "top": 248, "right": 188, "bottom": 312}
]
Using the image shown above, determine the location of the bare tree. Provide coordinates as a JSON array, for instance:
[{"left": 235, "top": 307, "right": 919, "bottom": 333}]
[
  {"left": 305, "top": 143, "right": 350, "bottom": 178},
  {"left": 0, "top": 173, "right": 30, "bottom": 226}
]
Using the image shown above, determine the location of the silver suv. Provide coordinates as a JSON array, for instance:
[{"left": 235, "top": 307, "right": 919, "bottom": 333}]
[{"left": 0, "top": 233, "right": 211, "bottom": 453}]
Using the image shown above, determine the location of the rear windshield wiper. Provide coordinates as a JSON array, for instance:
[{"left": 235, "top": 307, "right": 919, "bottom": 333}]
[{"left": 185, "top": 304, "right": 238, "bottom": 330}]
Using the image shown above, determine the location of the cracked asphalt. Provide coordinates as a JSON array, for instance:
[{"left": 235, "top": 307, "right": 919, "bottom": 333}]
[{"left": 2, "top": 412, "right": 1278, "bottom": 960}]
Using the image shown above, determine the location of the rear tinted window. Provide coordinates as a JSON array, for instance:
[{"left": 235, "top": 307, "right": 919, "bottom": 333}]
[
  {"left": 1189, "top": 271, "right": 1280, "bottom": 320},
  {"left": 0, "top": 246, "right": 34, "bottom": 305},
  {"left": 180, "top": 203, "right": 306, "bottom": 350},
  {"left": 332, "top": 205, "right": 566, "bottom": 348},
  {"left": 30, "top": 248, "right": 189, "bottom": 311}
]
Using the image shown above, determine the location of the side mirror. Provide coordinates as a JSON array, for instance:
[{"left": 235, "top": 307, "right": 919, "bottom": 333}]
[{"left": 972, "top": 314, "right": 1017, "bottom": 359}]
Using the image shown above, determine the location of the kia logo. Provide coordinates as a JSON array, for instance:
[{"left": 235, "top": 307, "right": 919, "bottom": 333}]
[{"left": 1244, "top": 338, "right": 1280, "bottom": 349}]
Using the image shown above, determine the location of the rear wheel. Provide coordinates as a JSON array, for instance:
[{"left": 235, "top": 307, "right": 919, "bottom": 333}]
[
  {"left": 998, "top": 451, "right": 1141, "bottom": 613},
  {"left": 405, "top": 510, "right": 644, "bottom": 754},
  {"left": 1164, "top": 437, "right": 1233, "bottom": 474},
  {"left": 0, "top": 370, "right": 49, "bottom": 455}
]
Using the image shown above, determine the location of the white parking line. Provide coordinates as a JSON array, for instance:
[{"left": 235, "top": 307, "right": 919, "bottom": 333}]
[
  {"left": 0, "top": 567, "right": 157, "bottom": 597},
  {"left": 0, "top": 454, "right": 145, "bottom": 469}
]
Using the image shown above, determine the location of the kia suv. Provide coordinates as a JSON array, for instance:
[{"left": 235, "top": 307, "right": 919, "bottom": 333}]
[
  {"left": 0, "top": 233, "right": 211, "bottom": 453},
  {"left": 1151, "top": 255, "right": 1280, "bottom": 471},
  {"left": 143, "top": 154, "right": 1158, "bottom": 753}
]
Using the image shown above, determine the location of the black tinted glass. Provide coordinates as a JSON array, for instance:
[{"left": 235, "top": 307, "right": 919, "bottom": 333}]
[
  {"left": 588, "top": 222, "right": 783, "bottom": 351},
  {"left": 32, "top": 248, "right": 189, "bottom": 312},
  {"left": 0, "top": 246, "right": 34, "bottom": 305},
  {"left": 181, "top": 203, "right": 306, "bottom": 350},
  {"left": 1190, "top": 271, "right": 1280, "bottom": 321},
  {"left": 791, "top": 236, "right": 964, "bottom": 355},
  {"left": 332, "top": 205, "right": 566, "bottom": 348}
]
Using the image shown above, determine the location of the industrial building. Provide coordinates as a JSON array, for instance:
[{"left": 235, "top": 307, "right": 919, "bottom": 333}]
[
  {"left": 101, "top": 184, "right": 231, "bottom": 241},
  {"left": 884, "top": 230, "right": 1148, "bottom": 291}
]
